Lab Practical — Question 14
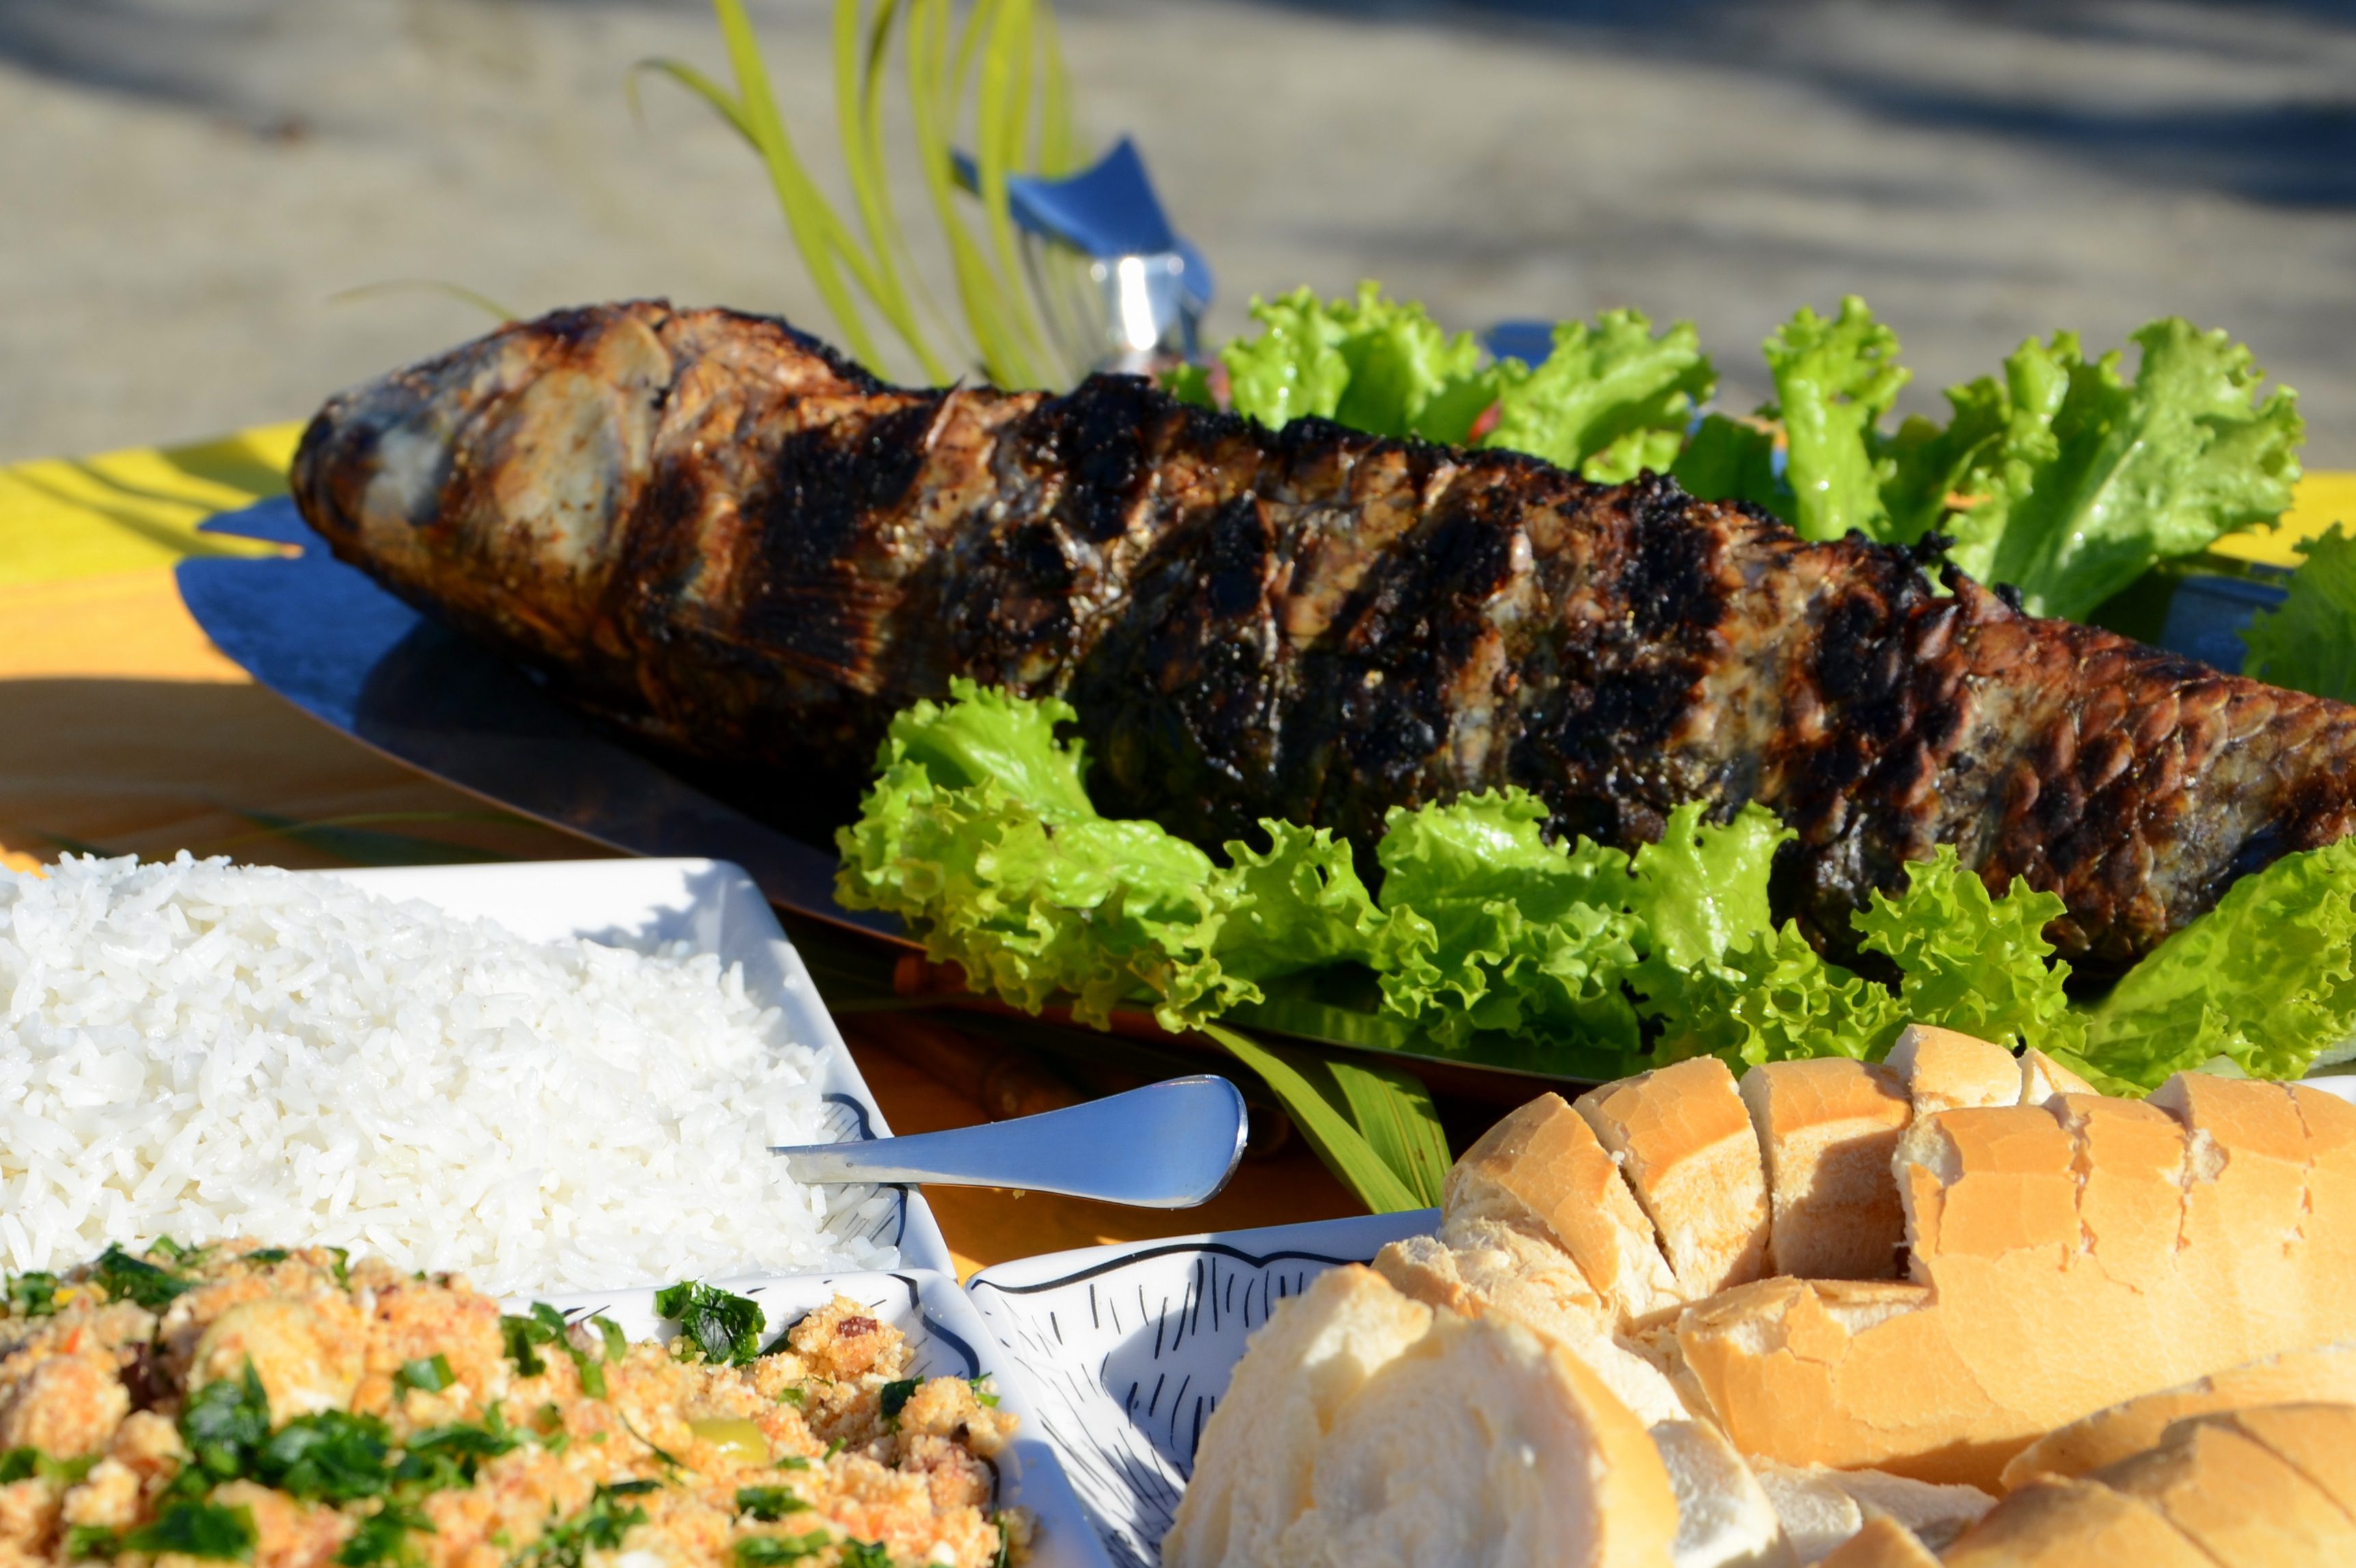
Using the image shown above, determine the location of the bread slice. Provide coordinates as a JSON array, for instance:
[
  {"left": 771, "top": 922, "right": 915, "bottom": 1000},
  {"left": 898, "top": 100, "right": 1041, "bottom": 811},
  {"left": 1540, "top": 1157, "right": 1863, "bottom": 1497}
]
[
  {"left": 2151, "top": 1073, "right": 2312, "bottom": 1354},
  {"left": 2290, "top": 1085, "right": 2356, "bottom": 1352},
  {"left": 1885, "top": 1025, "right": 2020, "bottom": 1114},
  {"left": 1575, "top": 1056, "right": 1771, "bottom": 1297},
  {"left": 1647, "top": 1418, "right": 1790, "bottom": 1568},
  {"left": 1893, "top": 1105, "right": 2078, "bottom": 1279},
  {"left": 1272, "top": 1307, "right": 1680, "bottom": 1568},
  {"left": 2001, "top": 1341, "right": 2356, "bottom": 1489},
  {"left": 1738, "top": 1059, "right": 1911, "bottom": 1280},
  {"left": 1445, "top": 1092, "right": 1682, "bottom": 1325},
  {"left": 2094, "top": 1414, "right": 2356, "bottom": 1565},
  {"left": 2018, "top": 1047, "right": 2094, "bottom": 1105},
  {"left": 1813, "top": 1517, "right": 1938, "bottom": 1568},
  {"left": 1371, "top": 1223, "right": 1686, "bottom": 1424},
  {"left": 1160, "top": 1265, "right": 1432, "bottom": 1568},
  {"left": 1939, "top": 1478, "right": 2214, "bottom": 1568},
  {"left": 2215, "top": 1403, "right": 2356, "bottom": 1522}
]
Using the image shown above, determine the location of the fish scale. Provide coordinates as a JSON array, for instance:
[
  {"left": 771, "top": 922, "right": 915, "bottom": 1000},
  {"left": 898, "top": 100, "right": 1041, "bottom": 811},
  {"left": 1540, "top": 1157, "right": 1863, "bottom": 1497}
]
[{"left": 290, "top": 300, "right": 2356, "bottom": 976}]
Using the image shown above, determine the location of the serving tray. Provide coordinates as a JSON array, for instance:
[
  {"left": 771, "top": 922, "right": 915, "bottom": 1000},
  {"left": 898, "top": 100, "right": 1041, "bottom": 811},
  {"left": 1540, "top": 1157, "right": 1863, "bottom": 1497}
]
[{"left": 180, "top": 500, "right": 895, "bottom": 939}]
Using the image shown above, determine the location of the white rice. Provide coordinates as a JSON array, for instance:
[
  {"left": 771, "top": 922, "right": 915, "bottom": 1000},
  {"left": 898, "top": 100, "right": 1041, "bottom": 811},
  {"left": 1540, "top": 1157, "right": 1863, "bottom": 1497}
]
[{"left": 0, "top": 854, "right": 896, "bottom": 1294}]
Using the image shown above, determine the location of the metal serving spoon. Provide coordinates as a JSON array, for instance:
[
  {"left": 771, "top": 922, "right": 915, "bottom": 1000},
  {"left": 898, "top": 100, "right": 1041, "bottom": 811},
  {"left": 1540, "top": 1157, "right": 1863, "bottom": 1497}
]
[{"left": 771, "top": 1075, "right": 1248, "bottom": 1209}]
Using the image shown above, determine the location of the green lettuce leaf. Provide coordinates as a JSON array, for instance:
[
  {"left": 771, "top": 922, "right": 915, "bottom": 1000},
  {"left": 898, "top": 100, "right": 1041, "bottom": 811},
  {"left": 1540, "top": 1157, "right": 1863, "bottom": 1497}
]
[
  {"left": 1922, "top": 320, "right": 2303, "bottom": 620},
  {"left": 1761, "top": 297, "right": 1909, "bottom": 543},
  {"left": 1851, "top": 847, "right": 2083, "bottom": 1054},
  {"left": 834, "top": 680, "right": 1244, "bottom": 1029},
  {"left": 2241, "top": 524, "right": 2356, "bottom": 702},
  {"left": 1483, "top": 311, "right": 1715, "bottom": 482},
  {"left": 1220, "top": 283, "right": 1503, "bottom": 443},
  {"left": 1669, "top": 413, "right": 1786, "bottom": 515},
  {"left": 1371, "top": 789, "right": 1644, "bottom": 1057},
  {"left": 1650, "top": 922, "right": 1908, "bottom": 1069},
  {"left": 2079, "top": 837, "right": 2356, "bottom": 1089},
  {"left": 1627, "top": 802, "right": 1790, "bottom": 972},
  {"left": 1211, "top": 820, "right": 1386, "bottom": 982}
]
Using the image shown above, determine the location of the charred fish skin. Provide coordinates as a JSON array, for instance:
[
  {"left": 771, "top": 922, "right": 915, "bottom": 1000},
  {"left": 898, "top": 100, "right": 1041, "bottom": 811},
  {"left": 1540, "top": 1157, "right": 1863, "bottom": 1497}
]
[{"left": 293, "top": 300, "right": 2356, "bottom": 975}]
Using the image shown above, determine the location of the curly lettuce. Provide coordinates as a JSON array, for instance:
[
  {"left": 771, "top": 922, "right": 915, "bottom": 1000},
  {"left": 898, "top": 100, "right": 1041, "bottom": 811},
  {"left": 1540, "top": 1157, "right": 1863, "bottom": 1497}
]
[
  {"left": 1852, "top": 847, "right": 2084, "bottom": 1055},
  {"left": 1205, "top": 283, "right": 1710, "bottom": 480},
  {"left": 1908, "top": 321, "right": 2303, "bottom": 620},
  {"left": 843, "top": 686, "right": 2356, "bottom": 1093},
  {"left": 1371, "top": 790, "right": 1645, "bottom": 1056},
  {"left": 2077, "top": 837, "right": 2356, "bottom": 1089},
  {"left": 1217, "top": 284, "right": 1503, "bottom": 444},
  {"left": 1763, "top": 296, "right": 1910, "bottom": 543},
  {"left": 1483, "top": 311, "right": 1715, "bottom": 482},
  {"left": 2241, "top": 523, "right": 2356, "bottom": 702}
]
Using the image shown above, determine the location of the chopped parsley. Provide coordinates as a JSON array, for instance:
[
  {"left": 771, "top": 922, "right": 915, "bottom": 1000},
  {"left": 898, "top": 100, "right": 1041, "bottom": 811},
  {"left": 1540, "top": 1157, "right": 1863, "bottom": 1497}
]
[
  {"left": 732, "top": 1534, "right": 832, "bottom": 1567},
  {"left": 733, "top": 1487, "right": 810, "bottom": 1522},
  {"left": 501, "top": 1305, "right": 607, "bottom": 1397},
  {"left": 653, "top": 1281, "right": 765, "bottom": 1366},
  {"left": 65, "top": 1524, "right": 122, "bottom": 1560},
  {"left": 327, "top": 1246, "right": 351, "bottom": 1287},
  {"left": 125, "top": 1500, "right": 258, "bottom": 1561},
  {"left": 180, "top": 1365, "right": 273, "bottom": 1484},
  {"left": 262, "top": 1412, "right": 396, "bottom": 1502},
  {"left": 335, "top": 1500, "right": 432, "bottom": 1568},
  {"left": 839, "top": 1542, "right": 893, "bottom": 1568},
  {"left": 394, "top": 1355, "right": 455, "bottom": 1395},
  {"left": 970, "top": 1378, "right": 999, "bottom": 1409},
  {"left": 877, "top": 1380, "right": 919, "bottom": 1423},
  {"left": 510, "top": 1484, "right": 651, "bottom": 1568},
  {"left": 244, "top": 1248, "right": 290, "bottom": 1265},
  {"left": 393, "top": 1414, "right": 522, "bottom": 1491},
  {"left": 0, "top": 1448, "right": 94, "bottom": 1485},
  {"left": 93, "top": 1243, "right": 194, "bottom": 1311},
  {"left": 775, "top": 1387, "right": 806, "bottom": 1407},
  {"left": 773, "top": 1455, "right": 811, "bottom": 1471},
  {"left": 5, "top": 1271, "right": 57, "bottom": 1318},
  {"left": 596, "top": 1317, "right": 628, "bottom": 1364}
]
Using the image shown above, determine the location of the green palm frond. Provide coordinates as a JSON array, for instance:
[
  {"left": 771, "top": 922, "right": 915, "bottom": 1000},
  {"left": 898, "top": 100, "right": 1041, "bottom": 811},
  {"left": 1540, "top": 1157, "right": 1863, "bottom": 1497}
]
[{"left": 638, "top": 0, "right": 1088, "bottom": 390}]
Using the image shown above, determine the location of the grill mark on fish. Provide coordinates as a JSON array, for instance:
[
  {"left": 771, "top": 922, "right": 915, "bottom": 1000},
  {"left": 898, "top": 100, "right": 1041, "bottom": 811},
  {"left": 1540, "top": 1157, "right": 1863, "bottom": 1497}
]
[{"left": 291, "top": 301, "right": 2356, "bottom": 976}]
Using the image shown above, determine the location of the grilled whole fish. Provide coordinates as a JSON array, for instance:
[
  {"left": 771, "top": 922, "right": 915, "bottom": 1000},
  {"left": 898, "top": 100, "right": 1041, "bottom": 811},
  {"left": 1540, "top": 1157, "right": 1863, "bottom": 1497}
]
[{"left": 292, "top": 301, "right": 2356, "bottom": 975}]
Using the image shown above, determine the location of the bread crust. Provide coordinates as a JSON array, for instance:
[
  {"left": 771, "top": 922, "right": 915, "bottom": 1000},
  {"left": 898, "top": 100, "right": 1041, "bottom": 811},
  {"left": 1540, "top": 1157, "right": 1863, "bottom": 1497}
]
[
  {"left": 2096, "top": 1414, "right": 2356, "bottom": 1563},
  {"left": 1814, "top": 1517, "right": 1938, "bottom": 1568},
  {"left": 2016, "top": 1047, "right": 2095, "bottom": 1105},
  {"left": 1738, "top": 1060, "right": 1911, "bottom": 1281},
  {"left": 1576, "top": 1057, "right": 1772, "bottom": 1299},
  {"left": 2001, "top": 1343, "right": 2356, "bottom": 1489},
  {"left": 1939, "top": 1478, "right": 2214, "bottom": 1567},
  {"left": 1448, "top": 1092, "right": 1682, "bottom": 1325},
  {"left": 1885, "top": 1026, "right": 2020, "bottom": 1115},
  {"left": 2216, "top": 1403, "right": 2356, "bottom": 1522}
]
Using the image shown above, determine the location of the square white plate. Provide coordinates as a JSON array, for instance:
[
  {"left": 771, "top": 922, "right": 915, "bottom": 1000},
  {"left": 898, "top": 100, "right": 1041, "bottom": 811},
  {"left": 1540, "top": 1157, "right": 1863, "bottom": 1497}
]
[
  {"left": 964, "top": 1211, "right": 1437, "bottom": 1568},
  {"left": 534, "top": 1267, "right": 1112, "bottom": 1568},
  {"left": 312, "top": 857, "right": 953, "bottom": 1278}
]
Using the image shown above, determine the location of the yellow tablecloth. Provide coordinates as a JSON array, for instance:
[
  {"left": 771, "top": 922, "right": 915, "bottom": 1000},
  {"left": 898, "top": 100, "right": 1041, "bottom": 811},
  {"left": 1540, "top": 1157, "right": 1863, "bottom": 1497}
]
[{"left": 0, "top": 426, "right": 1354, "bottom": 1276}]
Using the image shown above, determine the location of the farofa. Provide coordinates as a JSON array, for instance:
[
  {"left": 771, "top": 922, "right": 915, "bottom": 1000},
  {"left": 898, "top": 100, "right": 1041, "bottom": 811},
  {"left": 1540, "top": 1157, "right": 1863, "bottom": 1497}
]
[{"left": 0, "top": 1242, "right": 1026, "bottom": 1568}]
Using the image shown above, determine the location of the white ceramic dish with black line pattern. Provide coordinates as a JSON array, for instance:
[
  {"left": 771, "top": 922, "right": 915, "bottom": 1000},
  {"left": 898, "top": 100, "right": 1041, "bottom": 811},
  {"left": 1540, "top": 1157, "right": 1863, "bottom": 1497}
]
[
  {"left": 525, "top": 1269, "right": 1112, "bottom": 1568},
  {"left": 310, "top": 859, "right": 953, "bottom": 1276},
  {"left": 964, "top": 1212, "right": 1438, "bottom": 1568}
]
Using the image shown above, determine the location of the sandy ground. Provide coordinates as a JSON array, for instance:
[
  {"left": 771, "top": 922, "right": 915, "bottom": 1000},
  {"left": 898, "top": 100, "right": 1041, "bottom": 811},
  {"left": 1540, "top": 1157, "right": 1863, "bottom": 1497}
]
[{"left": 5, "top": 0, "right": 2353, "bottom": 463}]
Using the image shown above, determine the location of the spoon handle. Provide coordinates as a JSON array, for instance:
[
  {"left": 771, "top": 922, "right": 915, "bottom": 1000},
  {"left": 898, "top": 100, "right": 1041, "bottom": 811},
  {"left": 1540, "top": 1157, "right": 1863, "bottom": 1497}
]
[{"left": 771, "top": 1075, "right": 1249, "bottom": 1209}]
